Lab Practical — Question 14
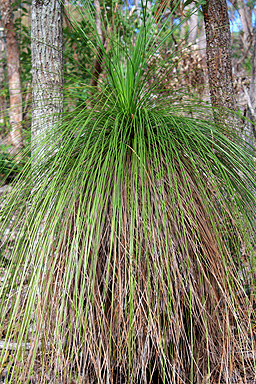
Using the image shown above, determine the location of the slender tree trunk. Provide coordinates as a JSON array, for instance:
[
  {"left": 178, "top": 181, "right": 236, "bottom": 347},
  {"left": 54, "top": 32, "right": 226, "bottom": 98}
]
[
  {"left": 0, "top": 0, "right": 23, "bottom": 150},
  {"left": 203, "top": 0, "right": 237, "bottom": 125},
  {"left": 90, "top": 0, "right": 104, "bottom": 88},
  {"left": 180, "top": 18, "right": 187, "bottom": 39},
  {"left": 134, "top": 0, "right": 141, "bottom": 23},
  {"left": 94, "top": 0, "right": 102, "bottom": 41},
  {"left": 237, "top": 0, "right": 252, "bottom": 52},
  {"left": 31, "top": 0, "right": 63, "bottom": 161},
  {"left": 244, "top": 27, "right": 256, "bottom": 147},
  {"left": 198, "top": 19, "right": 206, "bottom": 56},
  {"left": 0, "top": 19, "right": 6, "bottom": 128},
  {"left": 248, "top": 28, "right": 256, "bottom": 121},
  {"left": 188, "top": 4, "right": 198, "bottom": 44}
]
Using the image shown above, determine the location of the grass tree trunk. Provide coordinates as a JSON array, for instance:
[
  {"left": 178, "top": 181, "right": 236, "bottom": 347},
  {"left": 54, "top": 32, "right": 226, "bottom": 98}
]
[
  {"left": 31, "top": 0, "right": 63, "bottom": 161},
  {"left": 0, "top": 0, "right": 23, "bottom": 151},
  {"left": 202, "top": 0, "right": 237, "bottom": 124}
]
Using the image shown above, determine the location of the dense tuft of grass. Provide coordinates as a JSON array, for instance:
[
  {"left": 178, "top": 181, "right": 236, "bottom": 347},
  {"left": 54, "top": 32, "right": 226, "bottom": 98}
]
[{"left": 0, "top": 2, "right": 255, "bottom": 383}]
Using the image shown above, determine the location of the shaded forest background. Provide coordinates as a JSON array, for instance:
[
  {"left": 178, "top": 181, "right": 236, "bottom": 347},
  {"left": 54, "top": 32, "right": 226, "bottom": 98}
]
[{"left": 1, "top": 0, "right": 256, "bottom": 180}]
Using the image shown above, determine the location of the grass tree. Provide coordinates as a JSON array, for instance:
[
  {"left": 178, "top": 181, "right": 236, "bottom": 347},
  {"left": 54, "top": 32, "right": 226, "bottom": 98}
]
[{"left": 0, "top": 2, "right": 256, "bottom": 383}]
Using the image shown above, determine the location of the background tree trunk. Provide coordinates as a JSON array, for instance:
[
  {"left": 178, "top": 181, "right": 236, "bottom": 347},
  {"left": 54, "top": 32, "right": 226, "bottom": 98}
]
[
  {"left": 0, "top": 20, "right": 6, "bottom": 129},
  {"left": 203, "top": 0, "right": 237, "bottom": 125},
  {"left": 188, "top": 3, "right": 198, "bottom": 44},
  {"left": 0, "top": 0, "right": 23, "bottom": 151},
  {"left": 198, "top": 19, "right": 206, "bottom": 56},
  {"left": 31, "top": 0, "right": 64, "bottom": 161},
  {"left": 237, "top": 0, "right": 253, "bottom": 52},
  {"left": 90, "top": 0, "right": 104, "bottom": 88},
  {"left": 244, "top": 26, "right": 256, "bottom": 147}
]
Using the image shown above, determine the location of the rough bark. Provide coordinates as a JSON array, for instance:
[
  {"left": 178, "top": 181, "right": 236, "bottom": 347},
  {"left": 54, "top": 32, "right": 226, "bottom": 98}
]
[
  {"left": 31, "top": 0, "right": 63, "bottom": 161},
  {"left": 203, "top": 0, "right": 237, "bottom": 126},
  {"left": 0, "top": 0, "right": 23, "bottom": 150}
]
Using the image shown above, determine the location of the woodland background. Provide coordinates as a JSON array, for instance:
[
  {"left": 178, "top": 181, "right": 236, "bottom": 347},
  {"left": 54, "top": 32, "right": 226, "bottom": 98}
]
[{"left": 0, "top": 0, "right": 256, "bottom": 177}]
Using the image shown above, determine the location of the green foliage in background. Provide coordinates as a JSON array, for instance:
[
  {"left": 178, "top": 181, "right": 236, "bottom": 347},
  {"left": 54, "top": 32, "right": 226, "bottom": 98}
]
[
  {"left": 0, "top": 145, "right": 24, "bottom": 181},
  {"left": 13, "top": 0, "right": 32, "bottom": 85}
]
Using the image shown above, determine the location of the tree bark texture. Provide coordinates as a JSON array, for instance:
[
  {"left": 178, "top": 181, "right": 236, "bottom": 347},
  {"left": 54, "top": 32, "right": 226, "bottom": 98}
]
[
  {"left": 0, "top": 0, "right": 23, "bottom": 150},
  {"left": 203, "top": 0, "right": 237, "bottom": 117},
  {"left": 31, "top": 0, "right": 63, "bottom": 160}
]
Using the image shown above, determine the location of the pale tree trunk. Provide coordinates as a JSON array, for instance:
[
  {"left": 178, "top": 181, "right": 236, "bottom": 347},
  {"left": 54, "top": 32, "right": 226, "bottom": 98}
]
[
  {"left": 91, "top": 0, "right": 104, "bottom": 88},
  {"left": 244, "top": 27, "right": 256, "bottom": 148},
  {"left": 203, "top": 0, "right": 237, "bottom": 126},
  {"left": 198, "top": 19, "right": 206, "bottom": 56},
  {"left": 235, "top": 0, "right": 253, "bottom": 70},
  {"left": 134, "top": 0, "right": 140, "bottom": 23},
  {"left": 31, "top": 0, "right": 63, "bottom": 162},
  {"left": 180, "top": 18, "right": 187, "bottom": 39},
  {"left": 237, "top": 0, "right": 252, "bottom": 52},
  {"left": 188, "top": 3, "right": 198, "bottom": 44},
  {"left": 94, "top": 0, "right": 103, "bottom": 41},
  {"left": 248, "top": 28, "right": 256, "bottom": 121},
  {"left": 0, "top": 0, "right": 23, "bottom": 151},
  {"left": 0, "top": 20, "right": 6, "bottom": 128}
]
